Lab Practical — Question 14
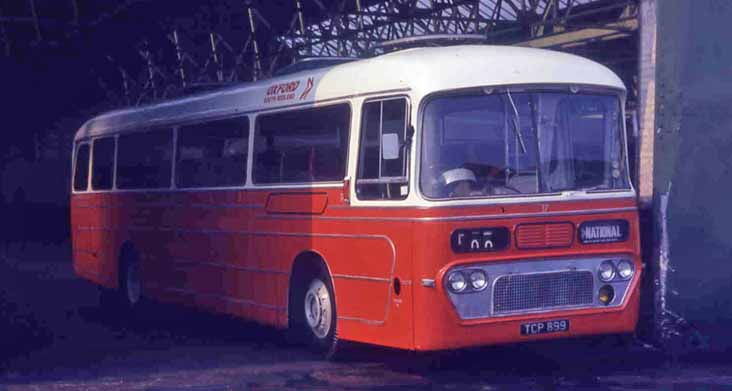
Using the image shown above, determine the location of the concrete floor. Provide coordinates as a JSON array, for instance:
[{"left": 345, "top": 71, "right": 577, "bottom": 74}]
[{"left": 1, "top": 244, "right": 731, "bottom": 391}]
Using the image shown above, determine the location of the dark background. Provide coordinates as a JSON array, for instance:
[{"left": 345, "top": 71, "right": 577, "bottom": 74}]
[
  {"left": 0, "top": 0, "right": 314, "bottom": 246},
  {"left": 0, "top": 0, "right": 639, "bottom": 250}
]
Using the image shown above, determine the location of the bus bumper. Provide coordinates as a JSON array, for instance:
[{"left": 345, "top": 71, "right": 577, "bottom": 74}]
[{"left": 413, "top": 272, "right": 641, "bottom": 352}]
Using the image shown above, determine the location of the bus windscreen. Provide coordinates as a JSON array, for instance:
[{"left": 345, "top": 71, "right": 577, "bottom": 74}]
[{"left": 420, "top": 89, "right": 630, "bottom": 199}]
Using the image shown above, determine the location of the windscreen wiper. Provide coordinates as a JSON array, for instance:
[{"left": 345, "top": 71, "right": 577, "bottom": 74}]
[{"left": 506, "top": 89, "right": 527, "bottom": 154}]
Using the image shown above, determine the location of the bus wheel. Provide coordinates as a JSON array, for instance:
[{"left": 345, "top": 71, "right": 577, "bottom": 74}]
[
  {"left": 293, "top": 271, "right": 339, "bottom": 358},
  {"left": 100, "top": 247, "right": 143, "bottom": 316},
  {"left": 120, "top": 256, "right": 142, "bottom": 309}
]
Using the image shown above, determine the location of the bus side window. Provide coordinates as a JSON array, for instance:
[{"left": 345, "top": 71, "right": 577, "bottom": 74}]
[
  {"left": 117, "top": 128, "right": 174, "bottom": 190},
  {"left": 253, "top": 104, "right": 350, "bottom": 184},
  {"left": 356, "top": 98, "right": 409, "bottom": 200},
  {"left": 176, "top": 117, "right": 249, "bottom": 188},
  {"left": 73, "top": 143, "right": 90, "bottom": 192},
  {"left": 91, "top": 137, "right": 115, "bottom": 190}
]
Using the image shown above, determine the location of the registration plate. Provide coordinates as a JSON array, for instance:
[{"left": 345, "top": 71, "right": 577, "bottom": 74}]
[{"left": 520, "top": 319, "right": 570, "bottom": 336}]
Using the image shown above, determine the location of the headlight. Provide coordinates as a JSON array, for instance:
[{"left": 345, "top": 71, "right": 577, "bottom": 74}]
[
  {"left": 469, "top": 270, "right": 488, "bottom": 291},
  {"left": 616, "top": 260, "right": 634, "bottom": 280},
  {"left": 598, "top": 261, "right": 616, "bottom": 282},
  {"left": 447, "top": 271, "right": 467, "bottom": 293}
]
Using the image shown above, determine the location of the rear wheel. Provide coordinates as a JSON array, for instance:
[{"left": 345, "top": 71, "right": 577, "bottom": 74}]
[
  {"left": 120, "top": 258, "right": 142, "bottom": 309},
  {"left": 100, "top": 247, "right": 143, "bottom": 316}
]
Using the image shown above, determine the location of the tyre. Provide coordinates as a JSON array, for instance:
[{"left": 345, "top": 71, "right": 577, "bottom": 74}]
[
  {"left": 291, "top": 269, "right": 339, "bottom": 359},
  {"left": 99, "top": 247, "right": 143, "bottom": 316},
  {"left": 119, "top": 255, "right": 143, "bottom": 310}
]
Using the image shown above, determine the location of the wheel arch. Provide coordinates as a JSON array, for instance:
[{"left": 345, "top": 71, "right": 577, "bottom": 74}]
[{"left": 287, "top": 249, "right": 336, "bottom": 327}]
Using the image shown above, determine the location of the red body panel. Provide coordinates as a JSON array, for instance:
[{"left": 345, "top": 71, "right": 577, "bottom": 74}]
[{"left": 71, "top": 188, "right": 640, "bottom": 351}]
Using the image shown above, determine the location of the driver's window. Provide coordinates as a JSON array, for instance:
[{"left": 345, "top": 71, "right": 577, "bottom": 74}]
[{"left": 356, "top": 97, "right": 409, "bottom": 200}]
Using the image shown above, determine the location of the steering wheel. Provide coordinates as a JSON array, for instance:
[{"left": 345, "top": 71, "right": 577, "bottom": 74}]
[{"left": 482, "top": 173, "right": 521, "bottom": 195}]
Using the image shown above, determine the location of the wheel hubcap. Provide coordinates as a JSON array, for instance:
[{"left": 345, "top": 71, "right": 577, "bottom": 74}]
[
  {"left": 126, "top": 262, "right": 141, "bottom": 305},
  {"left": 304, "top": 279, "right": 331, "bottom": 339}
]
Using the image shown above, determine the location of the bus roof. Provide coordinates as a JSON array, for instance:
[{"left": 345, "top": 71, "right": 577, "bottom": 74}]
[{"left": 74, "top": 45, "right": 625, "bottom": 141}]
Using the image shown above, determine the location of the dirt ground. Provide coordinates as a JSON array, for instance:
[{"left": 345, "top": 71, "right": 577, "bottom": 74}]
[{"left": 1, "top": 244, "right": 731, "bottom": 391}]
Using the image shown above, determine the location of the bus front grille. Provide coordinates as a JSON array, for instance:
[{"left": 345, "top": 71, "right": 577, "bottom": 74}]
[{"left": 493, "top": 271, "right": 594, "bottom": 314}]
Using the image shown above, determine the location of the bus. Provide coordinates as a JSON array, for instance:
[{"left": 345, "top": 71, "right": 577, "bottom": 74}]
[{"left": 71, "top": 44, "right": 640, "bottom": 357}]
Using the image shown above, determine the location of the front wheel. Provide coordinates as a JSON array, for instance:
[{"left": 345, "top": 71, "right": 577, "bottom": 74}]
[
  {"left": 292, "top": 272, "right": 339, "bottom": 358},
  {"left": 304, "top": 278, "right": 334, "bottom": 341}
]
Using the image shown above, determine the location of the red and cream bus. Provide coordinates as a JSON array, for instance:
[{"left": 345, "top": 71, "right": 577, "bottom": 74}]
[{"left": 71, "top": 44, "right": 640, "bottom": 357}]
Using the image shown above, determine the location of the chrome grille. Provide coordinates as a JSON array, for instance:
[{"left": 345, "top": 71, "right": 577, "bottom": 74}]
[{"left": 493, "top": 271, "right": 594, "bottom": 314}]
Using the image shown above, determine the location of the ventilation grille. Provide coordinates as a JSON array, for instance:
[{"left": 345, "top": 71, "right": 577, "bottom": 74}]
[{"left": 516, "top": 223, "right": 574, "bottom": 249}]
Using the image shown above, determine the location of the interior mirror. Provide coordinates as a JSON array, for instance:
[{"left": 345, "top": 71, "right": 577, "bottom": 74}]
[{"left": 382, "top": 133, "right": 400, "bottom": 160}]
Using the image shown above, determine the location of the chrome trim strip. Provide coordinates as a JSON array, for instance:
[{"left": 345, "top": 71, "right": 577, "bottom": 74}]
[
  {"left": 332, "top": 274, "right": 391, "bottom": 283},
  {"left": 418, "top": 194, "right": 637, "bottom": 208},
  {"left": 338, "top": 315, "right": 384, "bottom": 325},
  {"left": 171, "top": 259, "right": 289, "bottom": 275},
  {"left": 250, "top": 183, "right": 343, "bottom": 190},
  {"left": 165, "top": 287, "right": 286, "bottom": 311},
  {"left": 72, "top": 204, "right": 635, "bottom": 223},
  {"left": 71, "top": 182, "right": 343, "bottom": 195},
  {"left": 254, "top": 206, "right": 638, "bottom": 222},
  {"left": 417, "top": 207, "right": 638, "bottom": 222},
  {"left": 73, "top": 203, "right": 262, "bottom": 209}
]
